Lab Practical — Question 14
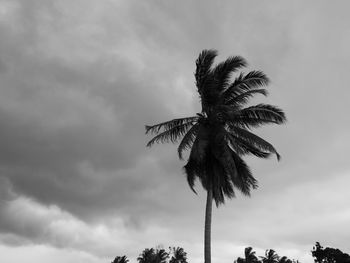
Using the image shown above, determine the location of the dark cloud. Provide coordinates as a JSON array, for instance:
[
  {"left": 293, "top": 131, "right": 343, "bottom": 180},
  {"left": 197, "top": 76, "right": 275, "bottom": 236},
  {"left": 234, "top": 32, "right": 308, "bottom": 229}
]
[{"left": 1, "top": 1, "right": 350, "bottom": 263}]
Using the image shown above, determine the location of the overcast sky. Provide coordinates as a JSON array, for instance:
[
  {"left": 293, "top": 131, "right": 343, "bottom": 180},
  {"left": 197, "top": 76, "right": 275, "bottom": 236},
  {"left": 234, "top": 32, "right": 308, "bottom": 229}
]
[{"left": 1, "top": 1, "right": 350, "bottom": 263}]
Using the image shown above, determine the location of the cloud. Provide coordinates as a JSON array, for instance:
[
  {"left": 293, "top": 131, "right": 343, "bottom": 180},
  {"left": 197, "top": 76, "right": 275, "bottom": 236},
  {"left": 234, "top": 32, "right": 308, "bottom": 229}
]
[
  {"left": 1, "top": 1, "right": 350, "bottom": 263},
  {"left": 0, "top": 187, "right": 175, "bottom": 259},
  {"left": 0, "top": 0, "right": 176, "bottom": 218},
  {"left": 0, "top": 243, "right": 104, "bottom": 263}
]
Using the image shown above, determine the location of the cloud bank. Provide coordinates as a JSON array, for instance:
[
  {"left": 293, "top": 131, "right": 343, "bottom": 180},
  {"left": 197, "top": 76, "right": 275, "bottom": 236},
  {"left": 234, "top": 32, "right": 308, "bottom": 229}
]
[{"left": 1, "top": 1, "right": 350, "bottom": 262}]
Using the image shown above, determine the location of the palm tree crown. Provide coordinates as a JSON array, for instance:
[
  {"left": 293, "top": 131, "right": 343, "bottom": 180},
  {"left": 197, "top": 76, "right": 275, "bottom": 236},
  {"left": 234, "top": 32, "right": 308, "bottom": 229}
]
[
  {"left": 169, "top": 247, "right": 188, "bottom": 263},
  {"left": 146, "top": 49, "right": 286, "bottom": 205},
  {"left": 112, "top": 256, "right": 129, "bottom": 263},
  {"left": 260, "top": 249, "right": 280, "bottom": 263},
  {"left": 236, "top": 247, "right": 260, "bottom": 263},
  {"left": 137, "top": 248, "right": 169, "bottom": 263}
]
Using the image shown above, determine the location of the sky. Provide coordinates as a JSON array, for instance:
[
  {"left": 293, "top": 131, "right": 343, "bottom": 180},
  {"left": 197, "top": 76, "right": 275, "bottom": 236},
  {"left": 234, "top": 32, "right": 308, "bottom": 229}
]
[{"left": 0, "top": 0, "right": 350, "bottom": 262}]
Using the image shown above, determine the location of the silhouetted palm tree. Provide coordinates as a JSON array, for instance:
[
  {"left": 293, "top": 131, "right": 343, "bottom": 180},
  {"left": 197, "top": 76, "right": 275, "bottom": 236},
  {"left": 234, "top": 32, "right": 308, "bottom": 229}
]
[
  {"left": 260, "top": 249, "right": 280, "bottom": 263},
  {"left": 146, "top": 50, "right": 286, "bottom": 263},
  {"left": 236, "top": 247, "right": 259, "bottom": 263},
  {"left": 138, "top": 248, "right": 156, "bottom": 263},
  {"left": 169, "top": 247, "right": 188, "bottom": 263},
  {"left": 155, "top": 248, "right": 170, "bottom": 263},
  {"left": 112, "top": 255, "right": 129, "bottom": 263},
  {"left": 137, "top": 248, "right": 169, "bottom": 263}
]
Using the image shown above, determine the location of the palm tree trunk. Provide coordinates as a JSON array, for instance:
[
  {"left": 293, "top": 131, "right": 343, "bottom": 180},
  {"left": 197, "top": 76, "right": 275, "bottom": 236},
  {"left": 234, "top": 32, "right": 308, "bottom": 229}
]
[{"left": 204, "top": 187, "right": 213, "bottom": 263}]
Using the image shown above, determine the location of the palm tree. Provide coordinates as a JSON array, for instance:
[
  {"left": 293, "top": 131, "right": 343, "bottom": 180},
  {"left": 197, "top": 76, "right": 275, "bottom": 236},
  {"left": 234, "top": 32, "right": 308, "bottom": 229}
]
[
  {"left": 138, "top": 248, "right": 156, "bottom": 263},
  {"left": 112, "top": 255, "right": 129, "bottom": 263},
  {"left": 155, "top": 248, "right": 170, "bottom": 263},
  {"left": 169, "top": 247, "right": 188, "bottom": 263},
  {"left": 236, "top": 247, "right": 259, "bottom": 263},
  {"left": 137, "top": 248, "right": 169, "bottom": 263},
  {"left": 146, "top": 50, "right": 286, "bottom": 263},
  {"left": 260, "top": 249, "right": 280, "bottom": 263}
]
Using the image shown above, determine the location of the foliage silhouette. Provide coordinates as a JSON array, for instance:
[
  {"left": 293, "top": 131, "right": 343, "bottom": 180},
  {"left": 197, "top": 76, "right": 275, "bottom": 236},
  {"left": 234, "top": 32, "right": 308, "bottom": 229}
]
[
  {"left": 278, "top": 256, "right": 293, "bottom": 263},
  {"left": 112, "top": 243, "right": 350, "bottom": 263},
  {"left": 112, "top": 246, "right": 188, "bottom": 263},
  {"left": 112, "top": 255, "right": 129, "bottom": 263},
  {"left": 236, "top": 247, "right": 259, "bottom": 263},
  {"left": 260, "top": 249, "right": 280, "bottom": 263},
  {"left": 146, "top": 49, "right": 286, "bottom": 263},
  {"left": 234, "top": 247, "right": 297, "bottom": 263},
  {"left": 137, "top": 248, "right": 169, "bottom": 263},
  {"left": 169, "top": 247, "right": 188, "bottom": 263},
  {"left": 312, "top": 242, "right": 350, "bottom": 263}
]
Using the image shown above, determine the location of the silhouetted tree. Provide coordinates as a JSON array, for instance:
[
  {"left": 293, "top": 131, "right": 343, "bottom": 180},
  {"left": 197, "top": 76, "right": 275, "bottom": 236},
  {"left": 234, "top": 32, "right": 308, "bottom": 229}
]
[
  {"left": 236, "top": 247, "right": 259, "bottom": 263},
  {"left": 169, "top": 247, "right": 188, "bottom": 263},
  {"left": 312, "top": 242, "right": 350, "bottom": 263},
  {"left": 112, "top": 255, "right": 129, "bottom": 263},
  {"left": 260, "top": 249, "right": 280, "bottom": 263},
  {"left": 234, "top": 247, "right": 299, "bottom": 263},
  {"left": 155, "top": 248, "right": 170, "bottom": 263},
  {"left": 138, "top": 248, "right": 156, "bottom": 263},
  {"left": 146, "top": 50, "right": 286, "bottom": 263},
  {"left": 137, "top": 248, "right": 169, "bottom": 263}
]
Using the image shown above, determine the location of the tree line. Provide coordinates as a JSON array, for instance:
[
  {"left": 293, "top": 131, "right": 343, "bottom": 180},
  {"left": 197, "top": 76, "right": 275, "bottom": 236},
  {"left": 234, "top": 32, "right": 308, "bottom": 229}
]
[
  {"left": 111, "top": 243, "right": 350, "bottom": 263},
  {"left": 112, "top": 247, "right": 188, "bottom": 263}
]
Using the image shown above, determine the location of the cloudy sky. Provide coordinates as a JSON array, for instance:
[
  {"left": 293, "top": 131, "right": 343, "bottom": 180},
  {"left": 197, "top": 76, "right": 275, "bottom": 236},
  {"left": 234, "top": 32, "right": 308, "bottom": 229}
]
[{"left": 1, "top": 0, "right": 350, "bottom": 262}]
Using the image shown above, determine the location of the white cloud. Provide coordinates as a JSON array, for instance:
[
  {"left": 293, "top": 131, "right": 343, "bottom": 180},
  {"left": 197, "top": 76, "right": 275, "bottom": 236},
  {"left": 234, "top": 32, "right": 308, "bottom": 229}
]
[{"left": 0, "top": 192, "right": 175, "bottom": 261}]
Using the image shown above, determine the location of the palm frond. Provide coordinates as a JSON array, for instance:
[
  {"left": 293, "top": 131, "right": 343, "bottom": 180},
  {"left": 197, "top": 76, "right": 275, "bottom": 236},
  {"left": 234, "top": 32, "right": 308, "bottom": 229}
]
[
  {"left": 195, "top": 49, "right": 218, "bottom": 93},
  {"left": 138, "top": 248, "right": 156, "bottom": 263},
  {"left": 245, "top": 247, "right": 259, "bottom": 263},
  {"left": 261, "top": 249, "right": 280, "bottom": 263},
  {"left": 169, "top": 247, "right": 188, "bottom": 263},
  {"left": 225, "top": 88, "right": 268, "bottom": 106},
  {"left": 210, "top": 127, "right": 237, "bottom": 173},
  {"left": 146, "top": 122, "right": 194, "bottom": 147},
  {"left": 209, "top": 130, "right": 258, "bottom": 204},
  {"left": 230, "top": 127, "right": 281, "bottom": 160},
  {"left": 211, "top": 159, "right": 235, "bottom": 206},
  {"left": 231, "top": 104, "right": 286, "bottom": 127},
  {"left": 112, "top": 256, "right": 129, "bottom": 263},
  {"left": 240, "top": 143, "right": 271, "bottom": 159},
  {"left": 184, "top": 158, "right": 199, "bottom": 193},
  {"left": 226, "top": 133, "right": 247, "bottom": 156},
  {"left": 212, "top": 56, "right": 247, "bottom": 90},
  {"left": 183, "top": 129, "right": 210, "bottom": 193},
  {"left": 228, "top": 134, "right": 271, "bottom": 159},
  {"left": 230, "top": 151, "right": 258, "bottom": 196},
  {"left": 177, "top": 123, "right": 199, "bottom": 159},
  {"left": 221, "top": 71, "right": 269, "bottom": 102},
  {"left": 155, "top": 249, "right": 169, "bottom": 263},
  {"left": 145, "top": 116, "right": 198, "bottom": 134}
]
